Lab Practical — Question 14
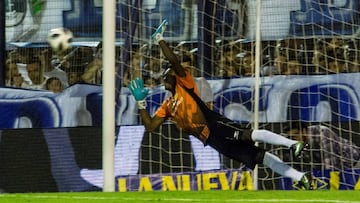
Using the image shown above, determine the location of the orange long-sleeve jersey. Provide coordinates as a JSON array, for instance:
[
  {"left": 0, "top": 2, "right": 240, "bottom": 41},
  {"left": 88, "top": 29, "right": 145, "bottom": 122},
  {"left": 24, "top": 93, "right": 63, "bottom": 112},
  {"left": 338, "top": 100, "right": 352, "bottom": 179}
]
[{"left": 155, "top": 70, "right": 210, "bottom": 143}]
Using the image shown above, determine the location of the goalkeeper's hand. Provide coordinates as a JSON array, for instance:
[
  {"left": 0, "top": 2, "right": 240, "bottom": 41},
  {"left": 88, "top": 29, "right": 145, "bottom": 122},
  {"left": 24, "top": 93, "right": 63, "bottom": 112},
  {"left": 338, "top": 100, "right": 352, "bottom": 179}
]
[
  {"left": 128, "top": 78, "right": 149, "bottom": 109},
  {"left": 151, "top": 19, "right": 168, "bottom": 44}
]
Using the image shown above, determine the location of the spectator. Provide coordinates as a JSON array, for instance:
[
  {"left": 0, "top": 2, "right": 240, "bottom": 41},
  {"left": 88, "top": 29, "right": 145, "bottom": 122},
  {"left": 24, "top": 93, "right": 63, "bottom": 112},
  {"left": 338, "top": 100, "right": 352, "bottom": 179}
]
[
  {"left": 217, "top": 47, "right": 240, "bottom": 77},
  {"left": 121, "top": 48, "right": 143, "bottom": 87},
  {"left": 284, "top": 59, "right": 302, "bottom": 75},
  {"left": 129, "top": 50, "right": 143, "bottom": 80},
  {"left": 23, "top": 60, "right": 46, "bottom": 90},
  {"left": 12, "top": 73, "right": 26, "bottom": 88},
  {"left": 143, "top": 55, "right": 162, "bottom": 88},
  {"left": 43, "top": 67, "right": 69, "bottom": 92},
  {"left": 311, "top": 49, "right": 326, "bottom": 74},
  {"left": 327, "top": 57, "right": 346, "bottom": 73},
  {"left": 273, "top": 55, "right": 284, "bottom": 75},
  {"left": 45, "top": 77, "right": 65, "bottom": 93},
  {"left": 344, "top": 39, "right": 360, "bottom": 73},
  {"left": 239, "top": 52, "right": 254, "bottom": 77},
  {"left": 285, "top": 122, "right": 360, "bottom": 170},
  {"left": 5, "top": 60, "right": 21, "bottom": 87},
  {"left": 312, "top": 37, "right": 349, "bottom": 74},
  {"left": 81, "top": 58, "right": 102, "bottom": 84},
  {"left": 238, "top": 51, "right": 279, "bottom": 77}
]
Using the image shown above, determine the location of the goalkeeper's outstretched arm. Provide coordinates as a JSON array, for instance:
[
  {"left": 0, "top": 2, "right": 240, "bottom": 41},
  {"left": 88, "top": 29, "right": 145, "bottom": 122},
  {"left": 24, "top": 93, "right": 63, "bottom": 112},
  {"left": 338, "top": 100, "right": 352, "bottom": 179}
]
[
  {"left": 139, "top": 110, "right": 165, "bottom": 132},
  {"left": 128, "top": 78, "right": 165, "bottom": 132},
  {"left": 152, "top": 20, "right": 186, "bottom": 78},
  {"left": 158, "top": 41, "right": 186, "bottom": 77}
]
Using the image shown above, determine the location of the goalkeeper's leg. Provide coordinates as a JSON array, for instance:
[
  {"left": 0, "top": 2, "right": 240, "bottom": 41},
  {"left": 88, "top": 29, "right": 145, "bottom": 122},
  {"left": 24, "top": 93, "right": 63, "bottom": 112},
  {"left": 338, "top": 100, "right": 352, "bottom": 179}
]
[
  {"left": 263, "top": 152, "right": 313, "bottom": 190},
  {"left": 251, "top": 129, "right": 308, "bottom": 158}
]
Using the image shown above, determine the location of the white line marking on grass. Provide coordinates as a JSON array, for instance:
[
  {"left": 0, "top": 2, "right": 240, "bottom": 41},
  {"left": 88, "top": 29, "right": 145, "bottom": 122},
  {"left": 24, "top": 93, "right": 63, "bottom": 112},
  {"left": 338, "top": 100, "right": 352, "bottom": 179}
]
[{"left": 0, "top": 195, "right": 359, "bottom": 203}]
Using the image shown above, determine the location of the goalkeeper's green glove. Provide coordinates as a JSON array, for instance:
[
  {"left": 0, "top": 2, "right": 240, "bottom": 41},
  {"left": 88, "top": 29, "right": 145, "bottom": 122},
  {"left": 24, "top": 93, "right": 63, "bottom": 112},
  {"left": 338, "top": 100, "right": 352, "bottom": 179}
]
[
  {"left": 151, "top": 19, "right": 168, "bottom": 44},
  {"left": 128, "top": 78, "right": 149, "bottom": 110}
]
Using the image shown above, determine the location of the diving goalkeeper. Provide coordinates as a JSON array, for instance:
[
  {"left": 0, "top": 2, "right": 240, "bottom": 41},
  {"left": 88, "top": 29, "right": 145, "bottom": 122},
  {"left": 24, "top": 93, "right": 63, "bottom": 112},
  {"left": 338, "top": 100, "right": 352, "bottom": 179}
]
[{"left": 128, "top": 20, "right": 313, "bottom": 190}]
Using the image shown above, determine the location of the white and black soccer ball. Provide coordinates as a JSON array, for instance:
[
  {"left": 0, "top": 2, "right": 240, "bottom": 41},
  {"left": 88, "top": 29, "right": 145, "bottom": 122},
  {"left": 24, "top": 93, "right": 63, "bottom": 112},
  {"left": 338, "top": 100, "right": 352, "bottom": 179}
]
[{"left": 47, "top": 27, "right": 73, "bottom": 53}]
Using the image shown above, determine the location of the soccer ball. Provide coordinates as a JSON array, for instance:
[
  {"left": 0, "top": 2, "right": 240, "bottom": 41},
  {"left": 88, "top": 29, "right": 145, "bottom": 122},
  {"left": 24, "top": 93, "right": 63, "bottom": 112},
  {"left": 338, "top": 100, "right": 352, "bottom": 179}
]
[{"left": 47, "top": 27, "right": 73, "bottom": 54}]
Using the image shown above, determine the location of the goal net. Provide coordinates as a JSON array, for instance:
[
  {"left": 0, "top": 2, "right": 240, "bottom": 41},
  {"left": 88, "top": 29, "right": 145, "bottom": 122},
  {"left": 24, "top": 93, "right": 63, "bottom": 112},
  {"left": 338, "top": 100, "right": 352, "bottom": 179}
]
[
  {"left": 3, "top": 0, "right": 360, "bottom": 192},
  {"left": 113, "top": 0, "right": 360, "bottom": 191}
]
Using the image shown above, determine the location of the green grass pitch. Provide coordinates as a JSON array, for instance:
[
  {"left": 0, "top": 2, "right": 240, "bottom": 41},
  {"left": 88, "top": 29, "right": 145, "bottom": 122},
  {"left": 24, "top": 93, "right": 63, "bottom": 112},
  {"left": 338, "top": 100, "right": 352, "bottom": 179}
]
[{"left": 0, "top": 190, "right": 359, "bottom": 203}]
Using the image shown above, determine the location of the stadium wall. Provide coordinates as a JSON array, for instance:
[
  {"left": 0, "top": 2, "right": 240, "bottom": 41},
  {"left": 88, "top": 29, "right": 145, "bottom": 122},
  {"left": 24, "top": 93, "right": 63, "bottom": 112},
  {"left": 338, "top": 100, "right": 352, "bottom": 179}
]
[
  {"left": 0, "top": 127, "right": 103, "bottom": 192},
  {"left": 0, "top": 124, "right": 359, "bottom": 192},
  {"left": 1, "top": 74, "right": 360, "bottom": 129}
]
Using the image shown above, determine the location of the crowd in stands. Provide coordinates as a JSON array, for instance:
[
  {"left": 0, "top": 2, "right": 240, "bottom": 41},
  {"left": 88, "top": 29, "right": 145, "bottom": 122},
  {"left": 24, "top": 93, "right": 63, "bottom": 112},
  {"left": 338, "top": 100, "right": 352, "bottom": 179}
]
[
  {"left": 5, "top": 36, "right": 360, "bottom": 92},
  {"left": 5, "top": 46, "right": 102, "bottom": 93}
]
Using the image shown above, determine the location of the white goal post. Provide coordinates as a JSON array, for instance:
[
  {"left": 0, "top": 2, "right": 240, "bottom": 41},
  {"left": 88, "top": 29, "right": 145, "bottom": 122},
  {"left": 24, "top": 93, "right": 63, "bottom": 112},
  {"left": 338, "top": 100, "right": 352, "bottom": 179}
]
[{"left": 102, "top": 0, "right": 116, "bottom": 192}]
